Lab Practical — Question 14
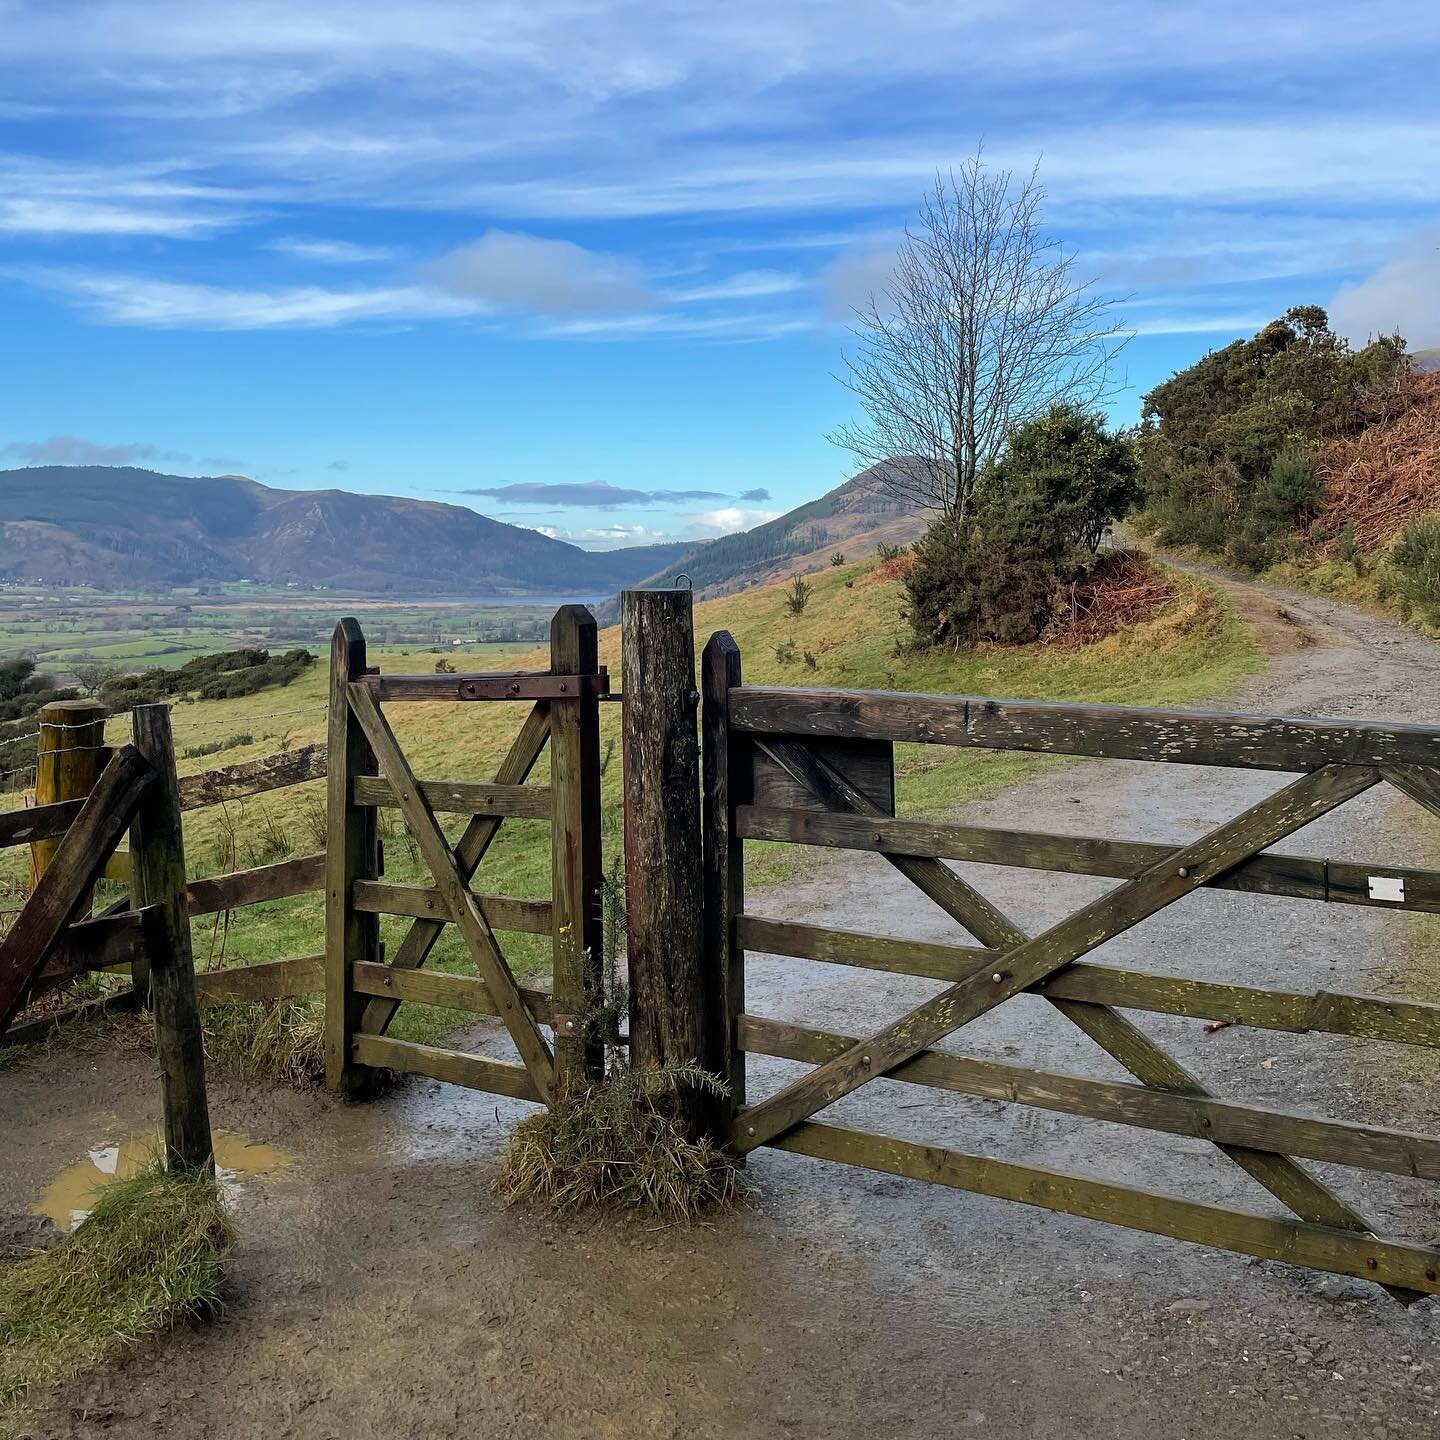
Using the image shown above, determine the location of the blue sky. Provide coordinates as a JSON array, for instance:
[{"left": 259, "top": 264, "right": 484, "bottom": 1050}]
[{"left": 1, "top": 1, "right": 1437, "bottom": 549}]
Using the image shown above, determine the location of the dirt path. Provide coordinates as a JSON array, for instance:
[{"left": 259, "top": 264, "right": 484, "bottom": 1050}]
[{"left": 6, "top": 570, "right": 1440, "bottom": 1440}]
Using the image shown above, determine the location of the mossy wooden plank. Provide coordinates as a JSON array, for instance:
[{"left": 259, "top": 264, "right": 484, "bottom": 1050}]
[
  {"left": 351, "top": 776, "right": 552, "bottom": 819},
  {"left": 185, "top": 852, "right": 325, "bottom": 917},
  {"left": 763, "top": 1120, "right": 1440, "bottom": 1294},
  {"left": 194, "top": 954, "right": 324, "bottom": 1003},
  {"left": 736, "top": 806, "right": 1440, "bottom": 915},
  {"left": 352, "top": 1032, "right": 542, "bottom": 1101},
  {"left": 351, "top": 959, "right": 554, "bottom": 1023},
  {"left": 352, "top": 881, "right": 550, "bottom": 934},
  {"left": 739, "top": 1014, "right": 1440, "bottom": 1180},
  {"left": 731, "top": 686, "right": 1440, "bottom": 773}
]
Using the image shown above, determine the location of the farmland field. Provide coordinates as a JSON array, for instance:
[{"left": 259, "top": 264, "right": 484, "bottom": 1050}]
[
  {"left": 0, "top": 555, "right": 1261, "bottom": 1056},
  {"left": 0, "top": 581, "right": 581, "bottom": 676}
]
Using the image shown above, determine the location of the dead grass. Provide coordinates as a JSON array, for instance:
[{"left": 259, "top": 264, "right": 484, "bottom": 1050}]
[
  {"left": 0, "top": 1162, "right": 230, "bottom": 1434},
  {"left": 1317, "top": 371, "right": 1440, "bottom": 552},
  {"left": 1044, "top": 550, "right": 1182, "bottom": 649},
  {"left": 496, "top": 1062, "right": 744, "bottom": 1221},
  {"left": 201, "top": 998, "right": 327, "bottom": 1090}
]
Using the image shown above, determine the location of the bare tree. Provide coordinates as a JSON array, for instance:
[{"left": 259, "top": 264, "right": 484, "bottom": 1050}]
[{"left": 832, "top": 153, "right": 1125, "bottom": 520}]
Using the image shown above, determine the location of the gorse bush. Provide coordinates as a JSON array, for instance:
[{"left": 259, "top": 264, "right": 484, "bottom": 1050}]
[
  {"left": 783, "top": 573, "right": 813, "bottom": 616},
  {"left": 905, "top": 404, "right": 1139, "bottom": 648},
  {"left": 1390, "top": 516, "right": 1440, "bottom": 626},
  {"left": 1134, "top": 306, "right": 1407, "bottom": 571}
]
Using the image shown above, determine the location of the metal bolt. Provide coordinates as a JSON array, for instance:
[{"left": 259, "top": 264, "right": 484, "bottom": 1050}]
[
  {"left": 746, "top": 1126, "right": 755, "bottom": 1136},
  {"left": 1177, "top": 866, "right": 1190, "bottom": 878},
  {"left": 1366, "top": 1257, "right": 1378, "bottom": 1270},
  {"left": 559, "top": 682, "right": 568, "bottom": 692},
  {"left": 991, "top": 972, "right": 1003, "bottom": 983},
  {"left": 510, "top": 682, "right": 521, "bottom": 693},
  {"left": 861, "top": 1054, "right": 871, "bottom": 1067}
]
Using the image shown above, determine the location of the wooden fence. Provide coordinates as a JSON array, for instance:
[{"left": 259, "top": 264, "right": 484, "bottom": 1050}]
[
  {"left": 696, "top": 620, "right": 1440, "bottom": 1302},
  {"left": 8, "top": 589, "right": 1440, "bottom": 1303}
]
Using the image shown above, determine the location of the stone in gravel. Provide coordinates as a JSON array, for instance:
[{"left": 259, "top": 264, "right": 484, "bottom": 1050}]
[{"left": 1166, "top": 1298, "right": 1212, "bottom": 1315}]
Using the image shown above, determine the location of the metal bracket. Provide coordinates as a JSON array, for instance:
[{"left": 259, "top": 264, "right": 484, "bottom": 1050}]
[{"left": 456, "top": 669, "right": 610, "bottom": 701}]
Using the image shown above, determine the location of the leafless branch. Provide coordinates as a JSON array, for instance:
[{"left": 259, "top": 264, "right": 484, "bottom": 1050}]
[{"left": 831, "top": 152, "right": 1127, "bottom": 519}]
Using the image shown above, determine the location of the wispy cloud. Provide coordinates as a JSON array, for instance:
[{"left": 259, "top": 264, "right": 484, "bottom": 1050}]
[
  {"left": 268, "top": 236, "right": 398, "bottom": 264},
  {"left": 463, "top": 480, "right": 756, "bottom": 508},
  {"left": 2, "top": 436, "right": 187, "bottom": 466},
  {"left": 20, "top": 270, "right": 477, "bottom": 329}
]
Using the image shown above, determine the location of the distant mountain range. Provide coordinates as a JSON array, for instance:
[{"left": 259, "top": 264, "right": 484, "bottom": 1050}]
[{"left": 0, "top": 462, "right": 928, "bottom": 597}]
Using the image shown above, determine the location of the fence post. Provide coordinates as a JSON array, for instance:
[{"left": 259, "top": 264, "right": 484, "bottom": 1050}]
[
  {"left": 30, "top": 699, "right": 106, "bottom": 894},
  {"left": 549, "top": 605, "right": 604, "bottom": 1087},
  {"left": 621, "top": 587, "right": 715, "bottom": 1139},
  {"left": 701, "top": 631, "right": 745, "bottom": 1136},
  {"left": 131, "top": 704, "right": 214, "bottom": 1173},
  {"left": 325, "top": 619, "right": 380, "bottom": 1094}
]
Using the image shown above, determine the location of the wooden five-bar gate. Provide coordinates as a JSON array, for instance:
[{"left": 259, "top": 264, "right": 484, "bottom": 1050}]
[{"left": 699, "top": 626, "right": 1440, "bottom": 1303}]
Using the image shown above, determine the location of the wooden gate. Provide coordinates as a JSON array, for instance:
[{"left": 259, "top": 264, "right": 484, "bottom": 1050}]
[
  {"left": 701, "top": 631, "right": 1440, "bottom": 1301},
  {"left": 325, "top": 606, "right": 605, "bottom": 1103}
]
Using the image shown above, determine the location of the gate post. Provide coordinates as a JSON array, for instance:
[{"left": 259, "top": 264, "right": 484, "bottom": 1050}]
[
  {"left": 130, "top": 703, "right": 214, "bottom": 1173},
  {"left": 549, "top": 605, "right": 604, "bottom": 1088},
  {"left": 325, "top": 619, "right": 380, "bottom": 1095},
  {"left": 30, "top": 698, "right": 106, "bottom": 893},
  {"left": 701, "top": 631, "right": 745, "bottom": 1133},
  {"left": 621, "top": 587, "right": 716, "bottom": 1139}
]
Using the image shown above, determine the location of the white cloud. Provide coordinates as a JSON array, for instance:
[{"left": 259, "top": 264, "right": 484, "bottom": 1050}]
[
  {"left": 1330, "top": 227, "right": 1440, "bottom": 351},
  {"left": 23, "top": 270, "right": 477, "bottom": 329},
  {"left": 268, "top": 236, "right": 398, "bottom": 263},
  {"left": 821, "top": 247, "right": 898, "bottom": 322},
  {"left": 684, "top": 506, "right": 780, "bottom": 537},
  {"left": 426, "top": 230, "right": 650, "bottom": 315},
  {"left": 0, "top": 197, "right": 230, "bottom": 237}
]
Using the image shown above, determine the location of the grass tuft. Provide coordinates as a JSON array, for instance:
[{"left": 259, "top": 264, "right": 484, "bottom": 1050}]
[
  {"left": 202, "top": 997, "right": 326, "bottom": 1089},
  {"left": 496, "top": 1061, "right": 744, "bottom": 1221},
  {"left": 0, "top": 1162, "right": 230, "bottom": 1429}
]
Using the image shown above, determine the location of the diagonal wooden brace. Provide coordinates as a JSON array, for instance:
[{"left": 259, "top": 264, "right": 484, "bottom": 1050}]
[
  {"left": 733, "top": 753, "right": 1375, "bottom": 1141},
  {"left": 346, "top": 683, "right": 556, "bottom": 1103},
  {"left": 359, "top": 701, "right": 551, "bottom": 1037},
  {"left": 739, "top": 740, "right": 1420, "bottom": 1301}
]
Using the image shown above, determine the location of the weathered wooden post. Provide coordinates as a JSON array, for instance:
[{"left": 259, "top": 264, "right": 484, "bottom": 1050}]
[
  {"left": 130, "top": 704, "right": 214, "bottom": 1174},
  {"left": 621, "top": 587, "right": 716, "bottom": 1138},
  {"left": 701, "top": 631, "right": 746, "bottom": 1134},
  {"left": 549, "top": 605, "right": 605, "bottom": 1086},
  {"left": 29, "top": 699, "right": 107, "bottom": 892},
  {"left": 324, "top": 619, "right": 381, "bottom": 1094}
]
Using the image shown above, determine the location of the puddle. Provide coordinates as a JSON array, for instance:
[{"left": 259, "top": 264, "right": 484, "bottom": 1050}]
[{"left": 34, "top": 1130, "right": 291, "bottom": 1231}]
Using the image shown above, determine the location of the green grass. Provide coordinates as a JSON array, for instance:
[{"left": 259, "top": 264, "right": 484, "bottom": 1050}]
[
  {"left": 0, "top": 1162, "right": 230, "bottom": 1436},
  {"left": 2, "top": 555, "right": 1263, "bottom": 1060}
]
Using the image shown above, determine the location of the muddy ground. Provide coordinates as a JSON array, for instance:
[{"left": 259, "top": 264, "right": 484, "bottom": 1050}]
[{"left": 6, "top": 571, "right": 1440, "bottom": 1439}]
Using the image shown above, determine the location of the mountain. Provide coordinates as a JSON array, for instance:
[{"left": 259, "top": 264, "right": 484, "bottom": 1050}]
[
  {"left": 1413, "top": 348, "right": 1440, "bottom": 375},
  {"left": 0, "top": 467, "right": 688, "bottom": 595},
  {"left": 633, "top": 459, "right": 931, "bottom": 597}
]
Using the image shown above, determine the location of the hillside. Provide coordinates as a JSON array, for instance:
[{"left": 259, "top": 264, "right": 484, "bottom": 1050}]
[
  {"left": 0, "top": 550, "right": 1257, "bottom": 1062},
  {"left": 0, "top": 466, "right": 687, "bottom": 596},
  {"left": 635, "top": 459, "right": 930, "bottom": 596}
]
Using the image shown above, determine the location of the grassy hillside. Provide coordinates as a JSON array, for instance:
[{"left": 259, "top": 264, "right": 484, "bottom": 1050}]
[
  {"left": 2, "top": 554, "right": 1260, "bottom": 1056},
  {"left": 633, "top": 460, "right": 927, "bottom": 599}
]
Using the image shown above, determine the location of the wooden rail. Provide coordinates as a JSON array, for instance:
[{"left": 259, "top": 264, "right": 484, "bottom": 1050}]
[
  {"left": 737, "top": 805, "right": 1440, "bottom": 914},
  {"left": 729, "top": 685, "right": 1440, "bottom": 773}
]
